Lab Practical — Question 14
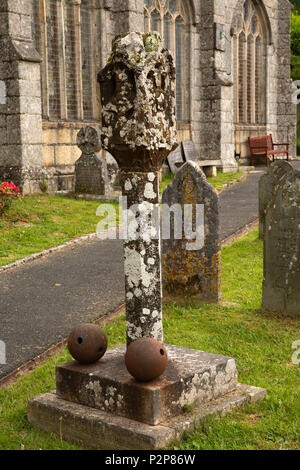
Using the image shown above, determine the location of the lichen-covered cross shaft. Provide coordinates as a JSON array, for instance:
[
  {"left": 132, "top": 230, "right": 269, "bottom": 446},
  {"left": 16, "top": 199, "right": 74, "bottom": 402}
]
[
  {"left": 121, "top": 170, "right": 163, "bottom": 345},
  {"left": 98, "top": 32, "right": 178, "bottom": 346}
]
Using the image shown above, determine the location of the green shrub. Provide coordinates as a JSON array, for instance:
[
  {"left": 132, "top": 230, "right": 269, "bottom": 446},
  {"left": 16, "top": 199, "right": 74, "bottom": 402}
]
[{"left": 291, "top": 12, "right": 300, "bottom": 80}]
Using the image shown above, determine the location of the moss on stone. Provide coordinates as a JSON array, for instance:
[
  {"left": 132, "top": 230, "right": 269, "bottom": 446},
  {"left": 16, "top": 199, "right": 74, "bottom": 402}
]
[{"left": 143, "top": 32, "right": 161, "bottom": 55}]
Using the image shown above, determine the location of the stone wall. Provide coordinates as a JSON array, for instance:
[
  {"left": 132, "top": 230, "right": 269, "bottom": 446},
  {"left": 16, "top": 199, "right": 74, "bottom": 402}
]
[
  {"left": 197, "top": 0, "right": 296, "bottom": 167},
  {"left": 39, "top": 0, "right": 108, "bottom": 192},
  {"left": 39, "top": 0, "right": 145, "bottom": 193},
  {"left": 42, "top": 122, "right": 90, "bottom": 191},
  {"left": 197, "top": 0, "right": 233, "bottom": 171},
  {"left": 0, "top": 0, "right": 43, "bottom": 194},
  {"left": 233, "top": 0, "right": 296, "bottom": 162},
  {"left": 276, "top": 0, "right": 297, "bottom": 158}
]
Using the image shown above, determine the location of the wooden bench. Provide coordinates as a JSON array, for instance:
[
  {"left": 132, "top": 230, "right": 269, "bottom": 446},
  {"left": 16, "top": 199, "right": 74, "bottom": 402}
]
[{"left": 248, "top": 134, "right": 289, "bottom": 167}]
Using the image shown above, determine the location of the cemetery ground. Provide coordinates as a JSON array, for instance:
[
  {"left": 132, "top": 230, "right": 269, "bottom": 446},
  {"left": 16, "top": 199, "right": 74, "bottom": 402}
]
[
  {"left": 0, "top": 229, "right": 299, "bottom": 450},
  {"left": 0, "top": 170, "right": 243, "bottom": 267}
]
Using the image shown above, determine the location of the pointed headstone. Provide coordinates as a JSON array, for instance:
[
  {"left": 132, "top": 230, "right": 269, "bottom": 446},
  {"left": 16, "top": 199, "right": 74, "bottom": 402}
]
[
  {"left": 259, "top": 161, "right": 294, "bottom": 238},
  {"left": 262, "top": 164, "right": 300, "bottom": 316},
  {"left": 162, "top": 161, "right": 221, "bottom": 302}
]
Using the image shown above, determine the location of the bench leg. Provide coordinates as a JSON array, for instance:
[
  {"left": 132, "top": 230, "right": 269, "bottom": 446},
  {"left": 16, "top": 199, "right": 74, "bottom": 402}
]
[{"left": 203, "top": 166, "right": 217, "bottom": 178}]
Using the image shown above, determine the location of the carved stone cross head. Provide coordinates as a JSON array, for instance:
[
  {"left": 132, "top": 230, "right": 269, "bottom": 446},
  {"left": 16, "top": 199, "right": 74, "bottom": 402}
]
[{"left": 98, "top": 32, "right": 178, "bottom": 172}]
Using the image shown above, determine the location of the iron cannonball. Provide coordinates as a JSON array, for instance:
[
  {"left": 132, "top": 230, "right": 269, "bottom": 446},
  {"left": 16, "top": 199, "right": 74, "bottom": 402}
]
[
  {"left": 67, "top": 323, "right": 107, "bottom": 364},
  {"left": 125, "top": 338, "right": 168, "bottom": 382}
]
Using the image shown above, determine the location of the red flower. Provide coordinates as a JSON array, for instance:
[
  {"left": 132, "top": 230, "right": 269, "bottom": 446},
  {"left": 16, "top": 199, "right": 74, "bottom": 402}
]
[{"left": 0, "top": 181, "right": 22, "bottom": 215}]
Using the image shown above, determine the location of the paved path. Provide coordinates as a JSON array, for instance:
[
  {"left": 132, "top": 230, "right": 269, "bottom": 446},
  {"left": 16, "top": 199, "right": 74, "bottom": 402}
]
[
  {"left": 219, "top": 170, "right": 262, "bottom": 240},
  {"left": 0, "top": 165, "right": 295, "bottom": 381}
]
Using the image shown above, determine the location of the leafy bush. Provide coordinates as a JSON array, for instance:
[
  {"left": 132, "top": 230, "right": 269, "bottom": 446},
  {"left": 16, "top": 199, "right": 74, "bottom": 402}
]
[
  {"left": 290, "top": 0, "right": 300, "bottom": 13},
  {"left": 0, "top": 182, "right": 22, "bottom": 215},
  {"left": 291, "top": 12, "right": 300, "bottom": 80}
]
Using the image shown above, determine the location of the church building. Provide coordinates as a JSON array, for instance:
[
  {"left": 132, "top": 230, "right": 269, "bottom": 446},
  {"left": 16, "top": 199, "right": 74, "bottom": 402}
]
[{"left": 0, "top": 0, "right": 296, "bottom": 193}]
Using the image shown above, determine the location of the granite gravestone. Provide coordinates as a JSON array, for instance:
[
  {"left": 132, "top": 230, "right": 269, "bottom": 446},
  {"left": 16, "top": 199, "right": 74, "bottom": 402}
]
[
  {"left": 75, "top": 126, "right": 118, "bottom": 195},
  {"left": 162, "top": 161, "right": 221, "bottom": 302},
  {"left": 258, "top": 161, "right": 294, "bottom": 238},
  {"left": 262, "top": 164, "right": 300, "bottom": 316}
]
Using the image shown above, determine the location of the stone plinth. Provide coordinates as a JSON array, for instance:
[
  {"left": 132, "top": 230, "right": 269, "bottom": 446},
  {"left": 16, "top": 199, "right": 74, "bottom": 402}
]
[
  {"left": 56, "top": 345, "right": 238, "bottom": 426},
  {"left": 28, "top": 383, "right": 266, "bottom": 450}
]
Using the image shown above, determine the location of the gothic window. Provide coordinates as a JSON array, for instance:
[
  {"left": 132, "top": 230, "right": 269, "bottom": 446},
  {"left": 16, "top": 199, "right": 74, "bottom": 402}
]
[
  {"left": 234, "top": 0, "right": 266, "bottom": 125},
  {"left": 32, "top": 0, "right": 99, "bottom": 121},
  {"left": 144, "top": 0, "right": 190, "bottom": 122}
]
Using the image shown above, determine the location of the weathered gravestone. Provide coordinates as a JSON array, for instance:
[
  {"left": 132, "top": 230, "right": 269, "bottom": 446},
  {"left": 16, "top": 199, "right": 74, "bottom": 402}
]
[
  {"left": 28, "top": 32, "right": 266, "bottom": 451},
  {"left": 167, "top": 141, "right": 200, "bottom": 175},
  {"left": 167, "top": 143, "right": 184, "bottom": 174},
  {"left": 262, "top": 164, "right": 300, "bottom": 316},
  {"left": 75, "top": 125, "right": 118, "bottom": 196},
  {"left": 162, "top": 161, "right": 221, "bottom": 302},
  {"left": 182, "top": 141, "right": 198, "bottom": 163},
  {"left": 259, "top": 161, "right": 294, "bottom": 238},
  {"left": 182, "top": 141, "right": 218, "bottom": 177}
]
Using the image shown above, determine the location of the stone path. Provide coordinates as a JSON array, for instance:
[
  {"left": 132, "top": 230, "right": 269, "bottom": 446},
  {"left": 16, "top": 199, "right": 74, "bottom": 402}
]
[{"left": 0, "top": 165, "right": 298, "bottom": 381}]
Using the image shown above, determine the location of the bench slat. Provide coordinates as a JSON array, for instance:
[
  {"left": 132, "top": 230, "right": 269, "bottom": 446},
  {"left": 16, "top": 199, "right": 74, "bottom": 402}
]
[{"left": 248, "top": 134, "right": 289, "bottom": 167}]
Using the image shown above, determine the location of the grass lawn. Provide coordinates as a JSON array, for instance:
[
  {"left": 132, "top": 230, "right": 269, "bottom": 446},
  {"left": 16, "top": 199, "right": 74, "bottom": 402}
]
[
  {"left": 0, "top": 229, "right": 299, "bottom": 450},
  {"left": 207, "top": 169, "right": 244, "bottom": 191},
  {"left": 0, "top": 195, "right": 119, "bottom": 267},
  {"left": 0, "top": 169, "right": 243, "bottom": 267},
  {"left": 160, "top": 172, "right": 174, "bottom": 194}
]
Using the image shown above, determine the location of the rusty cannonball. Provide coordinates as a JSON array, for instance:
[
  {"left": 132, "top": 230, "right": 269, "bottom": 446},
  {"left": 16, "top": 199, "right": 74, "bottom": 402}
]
[
  {"left": 125, "top": 338, "right": 168, "bottom": 382},
  {"left": 67, "top": 323, "right": 107, "bottom": 364}
]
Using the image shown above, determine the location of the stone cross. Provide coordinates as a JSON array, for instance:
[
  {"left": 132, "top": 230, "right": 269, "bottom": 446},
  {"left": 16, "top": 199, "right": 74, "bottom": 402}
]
[
  {"left": 262, "top": 162, "right": 300, "bottom": 316},
  {"left": 98, "top": 32, "right": 177, "bottom": 345},
  {"left": 75, "top": 126, "right": 104, "bottom": 195},
  {"left": 162, "top": 161, "right": 221, "bottom": 303},
  {"left": 75, "top": 125, "right": 118, "bottom": 195}
]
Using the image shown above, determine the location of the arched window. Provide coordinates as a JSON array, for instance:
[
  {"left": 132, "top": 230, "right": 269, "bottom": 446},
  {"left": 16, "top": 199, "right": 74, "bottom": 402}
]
[
  {"left": 32, "top": 0, "right": 99, "bottom": 121},
  {"left": 234, "top": 0, "right": 266, "bottom": 125},
  {"left": 144, "top": 0, "right": 190, "bottom": 123}
]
